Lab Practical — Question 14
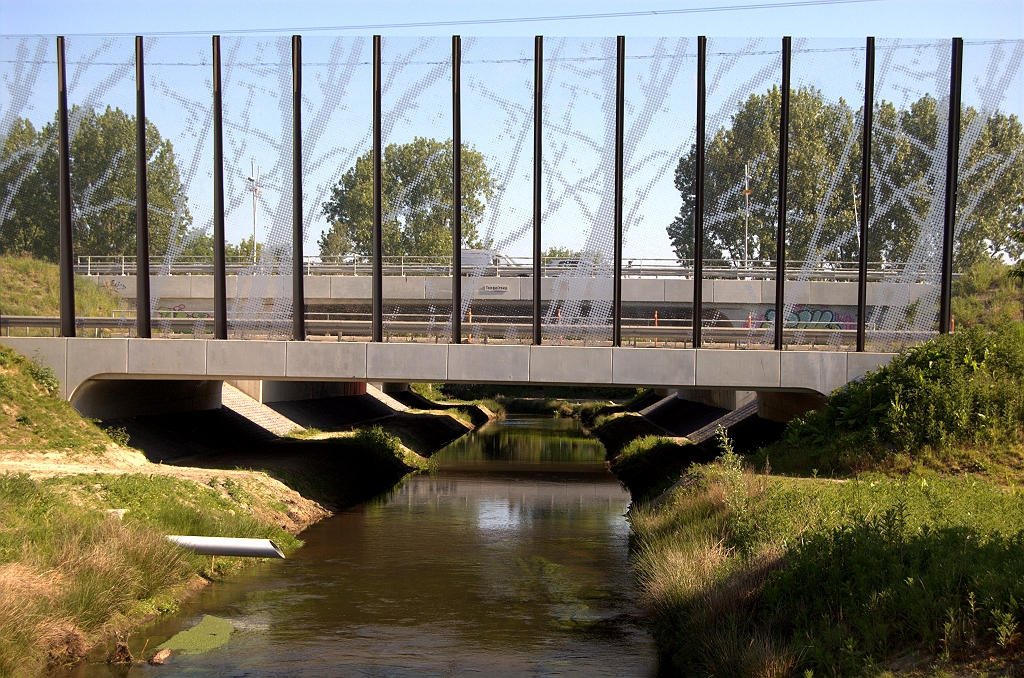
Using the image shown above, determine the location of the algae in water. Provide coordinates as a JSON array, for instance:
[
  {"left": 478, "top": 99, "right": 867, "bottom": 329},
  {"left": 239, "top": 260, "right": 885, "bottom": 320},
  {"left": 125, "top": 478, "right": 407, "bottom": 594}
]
[{"left": 158, "top": 615, "right": 234, "bottom": 655}]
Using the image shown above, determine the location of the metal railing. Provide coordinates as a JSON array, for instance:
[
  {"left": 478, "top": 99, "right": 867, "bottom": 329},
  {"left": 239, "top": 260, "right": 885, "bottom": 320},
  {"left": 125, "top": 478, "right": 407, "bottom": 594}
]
[{"left": 73, "top": 255, "right": 924, "bottom": 282}]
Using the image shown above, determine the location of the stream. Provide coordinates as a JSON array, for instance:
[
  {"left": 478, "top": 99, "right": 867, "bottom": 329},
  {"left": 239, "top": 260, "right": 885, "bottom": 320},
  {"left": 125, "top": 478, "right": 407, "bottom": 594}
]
[{"left": 80, "top": 416, "right": 658, "bottom": 676}]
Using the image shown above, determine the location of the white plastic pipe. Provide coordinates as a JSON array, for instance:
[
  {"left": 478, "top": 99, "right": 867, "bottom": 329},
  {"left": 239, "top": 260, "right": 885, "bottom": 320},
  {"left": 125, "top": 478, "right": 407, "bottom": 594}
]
[{"left": 166, "top": 536, "right": 285, "bottom": 559}]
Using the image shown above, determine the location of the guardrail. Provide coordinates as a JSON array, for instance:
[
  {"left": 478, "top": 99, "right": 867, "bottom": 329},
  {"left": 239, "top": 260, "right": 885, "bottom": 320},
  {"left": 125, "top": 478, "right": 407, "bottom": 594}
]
[
  {"left": 1, "top": 314, "right": 928, "bottom": 344},
  {"left": 72, "top": 255, "right": 923, "bottom": 282}
]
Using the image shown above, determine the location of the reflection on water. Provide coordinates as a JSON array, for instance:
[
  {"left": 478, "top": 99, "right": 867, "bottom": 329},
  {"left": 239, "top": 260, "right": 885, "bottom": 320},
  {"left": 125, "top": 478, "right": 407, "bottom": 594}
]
[{"left": 80, "top": 416, "right": 657, "bottom": 676}]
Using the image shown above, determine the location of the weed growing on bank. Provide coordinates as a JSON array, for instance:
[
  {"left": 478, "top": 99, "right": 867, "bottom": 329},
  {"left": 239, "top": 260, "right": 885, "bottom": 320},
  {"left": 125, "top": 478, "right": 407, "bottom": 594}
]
[
  {"left": 764, "top": 323, "right": 1024, "bottom": 477},
  {"left": 611, "top": 435, "right": 696, "bottom": 500},
  {"left": 0, "top": 472, "right": 301, "bottom": 677},
  {"left": 631, "top": 447, "right": 1024, "bottom": 676},
  {"left": 0, "top": 345, "right": 113, "bottom": 451}
]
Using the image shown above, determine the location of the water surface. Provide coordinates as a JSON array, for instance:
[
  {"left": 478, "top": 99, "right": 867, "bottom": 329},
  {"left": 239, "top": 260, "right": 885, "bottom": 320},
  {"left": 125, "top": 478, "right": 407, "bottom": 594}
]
[{"left": 82, "top": 416, "right": 657, "bottom": 676}]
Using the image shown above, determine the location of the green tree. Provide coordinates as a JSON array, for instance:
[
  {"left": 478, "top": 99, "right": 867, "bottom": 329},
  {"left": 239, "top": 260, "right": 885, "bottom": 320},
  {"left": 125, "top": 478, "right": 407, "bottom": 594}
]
[
  {"left": 0, "top": 105, "right": 189, "bottom": 261},
  {"left": 667, "top": 88, "right": 1024, "bottom": 269},
  {"left": 319, "top": 137, "right": 497, "bottom": 257}
]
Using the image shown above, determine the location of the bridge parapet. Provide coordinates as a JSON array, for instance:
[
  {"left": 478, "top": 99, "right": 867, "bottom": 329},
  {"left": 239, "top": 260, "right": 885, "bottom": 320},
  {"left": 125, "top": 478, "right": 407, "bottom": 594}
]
[{"left": 1, "top": 337, "right": 894, "bottom": 406}]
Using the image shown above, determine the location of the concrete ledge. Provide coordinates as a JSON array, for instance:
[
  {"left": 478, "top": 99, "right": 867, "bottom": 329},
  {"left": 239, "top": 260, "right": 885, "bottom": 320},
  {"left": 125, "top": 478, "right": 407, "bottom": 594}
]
[
  {"left": 622, "top": 279, "right": 665, "bottom": 303},
  {"left": 448, "top": 344, "right": 530, "bottom": 382},
  {"left": 714, "top": 280, "right": 761, "bottom": 303},
  {"left": 331, "top": 276, "right": 372, "bottom": 299},
  {"left": 530, "top": 346, "right": 612, "bottom": 384},
  {"left": 208, "top": 340, "right": 286, "bottom": 377},
  {"left": 612, "top": 347, "right": 695, "bottom": 386},
  {"left": 848, "top": 352, "right": 895, "bottom": 382},
  {"left": 0, "top": 337, "right": 68, "bottom": 398},
  {"left": 367, "top": 343, "right": 448, "bottom": 381},
  {"left": 69, "top": 338, "right": 128, "bottom": 397},
  {"left": 382, "top": 277, "right": 426, "bottom": 300},
  {"left": 128, "top": 338, "right": 206, "bottom": 376},
  {"left": 780, "top": 351, "right": 848, "bottom": 395},
  {"left": 695, "top": 350, "right": 781, "bottom": 390},
  {"left": 303, "top": 276, "right": 331, "bottom": 299},
  {"left": 285, "top": 341, "right": 367, "bottom": 379}
]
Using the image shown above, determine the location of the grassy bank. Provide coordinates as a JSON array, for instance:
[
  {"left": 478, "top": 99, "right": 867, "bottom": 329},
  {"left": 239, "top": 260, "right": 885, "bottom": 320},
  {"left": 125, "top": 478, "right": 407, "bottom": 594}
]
[
  {"left": 620, "top": 323, "right": 1024, "bottom": 676},
  {"left": 0, "top": 344, "right": 429, "bottom": 675},
  {"left": 0, "top": 255, "right": 123, "bottom": 334}
]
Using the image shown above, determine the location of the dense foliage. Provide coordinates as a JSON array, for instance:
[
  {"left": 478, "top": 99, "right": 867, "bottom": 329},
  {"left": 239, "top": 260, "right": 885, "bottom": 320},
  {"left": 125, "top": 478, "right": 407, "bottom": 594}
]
[
  {"left": 667, "top": 89, "right": 1024, "bottom": 269},
  {"left": 784, "top": 324, "right": 1024, "bottom": 459},
  {"left": 319, "top": 137, "right": 497, "bottom": 257}
]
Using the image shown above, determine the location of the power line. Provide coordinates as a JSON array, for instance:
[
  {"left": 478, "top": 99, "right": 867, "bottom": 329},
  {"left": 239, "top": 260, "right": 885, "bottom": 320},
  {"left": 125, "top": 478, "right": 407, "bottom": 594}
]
[{"left": 4, "top": 0, "right": 883, "bottom": 38}]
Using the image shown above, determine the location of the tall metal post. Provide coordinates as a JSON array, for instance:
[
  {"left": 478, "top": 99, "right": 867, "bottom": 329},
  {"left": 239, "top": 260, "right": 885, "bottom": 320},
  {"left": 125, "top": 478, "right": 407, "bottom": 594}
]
[
  {"left": 533, "top": 36, "right": 543, "bottom": 346},
  {"left": 56, "top": 37, "right": 76, "bottom": 338},
  {"left": 774, "top": 36, "right": 792, "bottom": 351},
  {"left": 612, "top": 36, "right": 625, "bottom": 347},
  {"left": 452, "top": 35, "right": 462, "bottom": 344},
  {"left": 939, "top": 37, "right": 963, "bottom": 334},
  {"left": 212, "top": 36, "right": 227, "bottom": 340},
  {"left": 134, "top": 36, "right": 152, "bottom": 339},
  {"left": 372, "top": 35, "right": 383, "bottom": 343},
  {"left": 856, "top": 37, "right": 875, "bottom": 352},
  {"left": 693, "top": 36, "right": 707, "bottom": 348},
  {"left": 292, "top": 35, "right": 306, "bottom": 341}
]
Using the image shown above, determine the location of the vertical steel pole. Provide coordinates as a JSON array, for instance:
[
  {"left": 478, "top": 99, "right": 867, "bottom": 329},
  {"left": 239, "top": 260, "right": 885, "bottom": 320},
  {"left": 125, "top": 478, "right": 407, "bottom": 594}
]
[
  {"left": 533, "top": 36, "right": 543, "bottom": 346},
  {"left": 939, "top": 37, "right": 963, "bottom": 335},
  {"left": 135, "top": 36, "right": 151, "bottom": 339},
  {"left": 856, "top": 37, "right": 875, "bottom": 352},
  {"left": 693, "top": 36, "right": 707, "bottom": 349},
  {"left": 452, "top": 35, "right": 462, "bottom": 344},
  {"left": 612, "top": 36, "right": 625, "bottom": 347},
  {"left": 292, "top": 35, "right": 306, "bottom": 341},
  {"left": 372, "top": 36, "right": 383, "bottom": 343},
  {"left": 774, "top": 36, "right": 792, "bottom": 351},
  {"left": 56, "top": 37, "right": 76, "bottom": 338},
  {"left": 212, "top": 36, "right": 227, "bottom": 340}
]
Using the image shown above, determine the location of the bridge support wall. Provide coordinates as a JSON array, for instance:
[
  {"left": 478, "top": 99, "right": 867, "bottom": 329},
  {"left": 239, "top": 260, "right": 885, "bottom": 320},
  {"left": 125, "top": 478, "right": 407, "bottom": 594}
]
[
  {"left": 226, "top": 380, "right": 367, "bottom": 404},
  {"left": 677, "top": 388, "right": 756, "bottom": 411},
  {"left": 756, "top": 391, "right": 828, "bottom": 423}
]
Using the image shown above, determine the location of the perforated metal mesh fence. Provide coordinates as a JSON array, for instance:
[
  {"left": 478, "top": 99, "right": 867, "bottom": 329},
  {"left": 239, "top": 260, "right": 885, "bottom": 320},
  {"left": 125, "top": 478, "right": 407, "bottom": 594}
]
[
  {"left": 301, "top": 36, "right": 373, "bottom": 341},
  {"left": 701, "top": 38, "right": 782, "bottom": 349},
  {"left": 144, "top": 37, "right": 216, "bottom": 337},
  {"left": 622, "top": 37, "right": 696, "bottom": 348},
  {"left": 782, "top": 39, "right": 865, "bottom": 349},
  {"left": 459, "top": 38, "right": 534, "bottom": 345},
  {"left": 541, "top": 37, "right": 617, "bottom": 346},
  {"left": 864, "top": 39, "right": 952, "bottom": 350},
  {"left": 64, "top": 37, "right": 136, "bottom": 335},
  {"left": 379, "top": 37, "right": 453, "bottom": 343},
  {"left": 2, "top": 33, "right": 1022, "bottom": 353},
  {"left": 953, "top": 39, "right": 1024, "bottom": 326}
]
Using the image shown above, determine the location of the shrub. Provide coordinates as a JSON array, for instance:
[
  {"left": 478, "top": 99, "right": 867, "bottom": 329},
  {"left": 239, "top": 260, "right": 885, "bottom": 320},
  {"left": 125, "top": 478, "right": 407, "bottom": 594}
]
[{"left": 782, "top": 324, "right": 1024, "bottom": 464}]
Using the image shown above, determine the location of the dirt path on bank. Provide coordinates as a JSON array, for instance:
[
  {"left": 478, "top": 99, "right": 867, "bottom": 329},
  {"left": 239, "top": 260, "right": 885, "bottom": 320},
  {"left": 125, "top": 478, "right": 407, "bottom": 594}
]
[{"left": 0, "top": 445, "right": 330, "bottom": 534}]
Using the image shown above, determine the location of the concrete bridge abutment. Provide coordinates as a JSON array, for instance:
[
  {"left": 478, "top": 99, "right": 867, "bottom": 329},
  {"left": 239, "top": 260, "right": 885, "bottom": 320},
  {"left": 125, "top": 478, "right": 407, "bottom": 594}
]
[{"left": 71, "top": 379, "right": 223, "bottom": 420}]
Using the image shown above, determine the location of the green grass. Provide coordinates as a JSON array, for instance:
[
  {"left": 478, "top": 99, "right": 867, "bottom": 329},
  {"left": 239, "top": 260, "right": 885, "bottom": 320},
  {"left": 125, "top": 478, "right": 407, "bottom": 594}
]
[
  {"left": 0, "top": 255, "right": 123, "bottom": 333},
  {"left": 610, "top": 435, "right": 695, "bottom": 500},
  {"left": 0, "top": 345, "right": 113, "bottom": 452},
  {"left": 951, "top": 259, "right": 1024, "bottom": 330},
  {"left": 0, "top": 471, "right": 301, "bottom": 677},
  {"left": 631, "top": 447, "right": 1024, "bottom": 677}
]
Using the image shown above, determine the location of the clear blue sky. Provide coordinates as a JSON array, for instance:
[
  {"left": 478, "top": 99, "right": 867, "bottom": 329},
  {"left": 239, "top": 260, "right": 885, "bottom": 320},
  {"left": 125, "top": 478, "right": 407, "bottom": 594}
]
[{"left": 1, "top": 0, "right": 1022, "bottom": 38}]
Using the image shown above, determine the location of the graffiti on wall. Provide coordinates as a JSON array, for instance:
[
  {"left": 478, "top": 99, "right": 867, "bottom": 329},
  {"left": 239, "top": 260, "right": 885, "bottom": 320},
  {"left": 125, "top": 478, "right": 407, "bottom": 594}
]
[
  {"left": 758, "top": 307, "right": 853, "bottom": 330},
  {"left": 157, "top": 304, "right": 212, "bottom": 319}
]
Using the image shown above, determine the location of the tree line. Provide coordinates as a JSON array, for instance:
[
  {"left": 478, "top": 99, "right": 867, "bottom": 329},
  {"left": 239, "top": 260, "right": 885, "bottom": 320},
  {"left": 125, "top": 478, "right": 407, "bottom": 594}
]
[
  {"left": 667, "top": 87, "right": 1024, "bottom": 270},
  {"left": 2, "top": 93, "right": 1021, "bottom": 269}
]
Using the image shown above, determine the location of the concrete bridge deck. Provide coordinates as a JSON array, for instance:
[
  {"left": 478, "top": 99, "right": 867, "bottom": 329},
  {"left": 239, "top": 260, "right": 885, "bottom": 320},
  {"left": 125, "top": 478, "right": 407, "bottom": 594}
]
[{"left": 1, "top": 336, "right": 893, "bottom": 404}]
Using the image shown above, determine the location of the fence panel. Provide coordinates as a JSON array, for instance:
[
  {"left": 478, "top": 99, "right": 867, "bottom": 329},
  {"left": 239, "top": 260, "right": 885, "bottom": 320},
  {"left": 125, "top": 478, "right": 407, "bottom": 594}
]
[
  {"left": 952, "top": 39, "right": 1024, "bottom": 330},
  {"left": 458, "top": 37, "right": 535, "bottom": 345},
  {"left": 0, "top": 37, "right": 60, "bottom": 335},
  {"left": 540, "top": 37, "right": 617, "bottom": 346},
  {"left": 621, "top": 37, "right": 696, "bottom": 348},
  {"left": 379, "top": 37, "right": 453, "bottom": 343},
  {"left": 782, "top": 38, "right": 866, "bottom": 350},
  {"left": 144, "top": 37, "right": 216, "bottom": 337},
  {"left": 301, "top": 36, "right": 373, "bottom": 341},
  {"left": 701, "top": 38, "right": 782, "bottom": 349}
]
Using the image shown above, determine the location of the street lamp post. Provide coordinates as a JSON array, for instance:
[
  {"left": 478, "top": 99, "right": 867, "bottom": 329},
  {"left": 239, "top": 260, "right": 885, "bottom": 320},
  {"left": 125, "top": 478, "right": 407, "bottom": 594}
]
[{"left": 247, "top": 160, "right": 262, "bottom": 264}]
